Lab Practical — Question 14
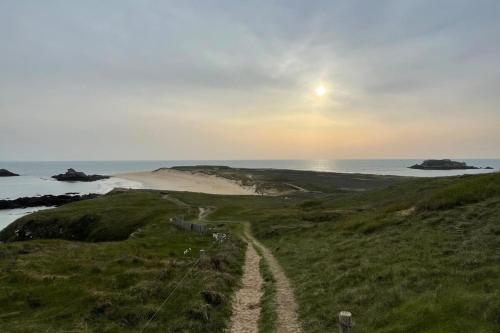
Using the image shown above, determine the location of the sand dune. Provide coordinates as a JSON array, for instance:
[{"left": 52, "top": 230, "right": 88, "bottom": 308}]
[{"left": 116, "top": 169, "right": 257, "bottom": 195}]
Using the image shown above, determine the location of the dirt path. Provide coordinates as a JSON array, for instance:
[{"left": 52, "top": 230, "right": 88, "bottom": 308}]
[
  {"left": 228, "top": 241, "right": 263, "bottom": 333},
  {"left": 164, "top": 194, "right": 302, "bottom": 332},
  {"left": 246, "top": 227, "right": 303, "bottom": 333},
  {"left": 198, "top": 206, "right": 215, "bottom": 220},
  {"left": 229, "top": 224, "right": 303, "bottom": 333}
]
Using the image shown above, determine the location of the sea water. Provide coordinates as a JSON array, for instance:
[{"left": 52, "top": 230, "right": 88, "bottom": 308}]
[{"left": 1, "top": 159, "right": 499, "bottom": 230}]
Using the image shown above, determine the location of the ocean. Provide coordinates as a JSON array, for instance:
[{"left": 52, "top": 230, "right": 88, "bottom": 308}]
[{"left": 1, "top": 159, "right": 499, "bottom": 230}]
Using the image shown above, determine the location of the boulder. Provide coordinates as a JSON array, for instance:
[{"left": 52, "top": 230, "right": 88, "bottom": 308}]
[
  {"left": 52, "top": 168, "right": 109, "bottom": 182},
  {"left": 0, "top": 169, "right": 19, "bottom": 177}
]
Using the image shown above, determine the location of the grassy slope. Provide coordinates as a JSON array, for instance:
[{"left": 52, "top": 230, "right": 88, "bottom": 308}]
[
  {"left": 0, "top": 191, "right": 244, "bottom": 332},
  {"left": 1, "top": 169, "right": 499, "bottom": 332},
  {"left": 169, "top": 171, "right": 500, "bottom": 332},
  {"left": 0, "top": 190, "right": 187, "bottom": 242},
  {"left": 248, "top": 173, "right": 500, "bottom": 333}
]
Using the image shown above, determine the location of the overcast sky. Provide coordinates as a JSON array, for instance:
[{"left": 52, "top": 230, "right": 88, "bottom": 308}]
[{"left": 1, "top": 0, "right": 499, "bottom": 160}]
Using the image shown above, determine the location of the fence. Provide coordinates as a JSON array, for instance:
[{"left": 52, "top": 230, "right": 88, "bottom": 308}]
[{"left": 171, "top": 216, "right": 210, "bottom": 235}]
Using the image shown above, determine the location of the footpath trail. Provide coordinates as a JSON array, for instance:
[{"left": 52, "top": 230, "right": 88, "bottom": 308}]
[
  {"left": 228, "top": 223, "right": 303, "bottom": 333},
  {"left": 228, "top": 240, "right": 263, "bottom": 333},
  {"left": 246, "top": 227, "right": 303, "bottom": 333},
  {"left": 164, "top": 195, "right": 302, "bottom": 332}
]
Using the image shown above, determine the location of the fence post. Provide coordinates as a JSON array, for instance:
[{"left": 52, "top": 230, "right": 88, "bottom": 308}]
[{"left": 339, "top": 311, "right": 352, "bottom": 333}]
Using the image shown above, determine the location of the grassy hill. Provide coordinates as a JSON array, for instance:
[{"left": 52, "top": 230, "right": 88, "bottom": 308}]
[
  {"left": 0, "top": 169, "right": 499, "bottom": 332},
  {"left": 0, "top": 190, "right": 244, "bottom": 332},
  {"left": 166, "top": 171, "right": 500, "bottom": 332},
  {"left": 245, "top": 172, "right": 500, "bottom": 332}
]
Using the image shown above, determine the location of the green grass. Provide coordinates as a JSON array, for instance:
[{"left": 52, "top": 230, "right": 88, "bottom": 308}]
[
  {"left": 418, "top": 173, "right": 500, "bottom": 210},
  {"left": 169, "top": 170, "right": 500, "bottom": 332},
  {"left": 0, "top": 190, "right": 193, "bottom": 242},
  {"left": 0, "top": 190, "right": 244, "bottom": 332},
  {"left": 1, "top": 169, "right": 499, "bottom": 332},
  {"left": 255, "top": 245, "right": 278, "bottom": 333},
  {"left": 246, "top": 173, "right": 500, "bottom": 332}
]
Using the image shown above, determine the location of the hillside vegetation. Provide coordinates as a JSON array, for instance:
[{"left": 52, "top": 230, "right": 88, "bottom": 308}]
[
  {"left": 0, "top": 190, "right": 244, "bottom": 332},
  {"left": 1, "top": 169, "right": 499, "bottom": 332},
  {"left": 167, "top": 171, "right": 500, "bottom": 332}
]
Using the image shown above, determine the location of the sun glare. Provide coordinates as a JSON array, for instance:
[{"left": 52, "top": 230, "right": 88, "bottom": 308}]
[{"left": 314, "top": 85, "right": 327, "bottom": 97}]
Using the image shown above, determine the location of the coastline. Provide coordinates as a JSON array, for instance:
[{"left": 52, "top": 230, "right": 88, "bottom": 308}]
[{"left": 115, "top": 169, "right": 258, "bottom": 195}]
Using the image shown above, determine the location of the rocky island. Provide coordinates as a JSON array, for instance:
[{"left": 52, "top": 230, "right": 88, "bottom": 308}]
[
  {"left": 409, "top": 159, "right": 479, "bottom": 170},
  {"left": 0, "top": 168, "right": 19, "bottom": 177},
  {"left": 52, "top": 168, "right": 110, "bottom": 182}
]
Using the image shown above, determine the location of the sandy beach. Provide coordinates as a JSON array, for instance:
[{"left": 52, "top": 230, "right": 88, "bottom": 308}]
[{"left": 116, "top": 169, "right": 257, "bottom": 195}]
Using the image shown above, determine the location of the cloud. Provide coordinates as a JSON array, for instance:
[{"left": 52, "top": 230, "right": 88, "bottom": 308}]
[{"left": 1, "top": 0, "right": 499, "bottom": 159}]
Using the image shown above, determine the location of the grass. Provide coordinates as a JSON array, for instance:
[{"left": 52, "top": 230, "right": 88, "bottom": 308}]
[
  {"left": 0, "top": 190, "right": 192, "bottom": 242},
  {"left": 1, "top": 168, "right": 499, "bottom": 332},
  {"left": 0, "top": 190, "right": 244, "bottom": 332},
  {"left": 255, "top": 245, "right": 278, "bottom": 333},
  {"left": 169, "top": 169, "right": 500, "bottom": 332},
  {"left": 246, "top": 173, "right": 500, "bottom": 332},
  {"left": 418, "top": 173, "right": 500, "bottom": 210}
]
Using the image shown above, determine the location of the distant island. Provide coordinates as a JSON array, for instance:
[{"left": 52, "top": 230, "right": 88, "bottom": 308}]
[
  {"left": 52, "top": 168, "right": 109, "bottom": 182},
  {"left": 0, "top": 168, "right": 19, "bottom": 177},
  {"left": 409, "top": 159, "right": 483, "bottom": 170}
]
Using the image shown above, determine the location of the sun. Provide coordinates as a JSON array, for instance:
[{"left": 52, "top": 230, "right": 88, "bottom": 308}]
[{"left": 314, "top": 85, "right": 327, "bottom": 97}]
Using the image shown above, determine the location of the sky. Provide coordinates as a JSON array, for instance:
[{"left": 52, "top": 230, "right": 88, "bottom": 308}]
[{"left": 1, "top": 0, "right": 499, "bottom": 160}]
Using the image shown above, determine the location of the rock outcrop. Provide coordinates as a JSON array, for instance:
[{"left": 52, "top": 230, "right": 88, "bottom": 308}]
[
  {"left": 0, "top": 194, "right": 100, "bottom": 210},
  {"left": 409, "top": 159, "right": 479, "bottom": 170},
  {"left": 0, "top": 169, "right": 19, "bottom": 177},
  {"left": 52, "top": 168, "right": 109, "bottom": 182}
]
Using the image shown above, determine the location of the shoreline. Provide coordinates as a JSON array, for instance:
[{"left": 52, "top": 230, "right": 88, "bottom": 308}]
[{"left": 115, "top": 169, "right": 258, "bottom": 195}]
